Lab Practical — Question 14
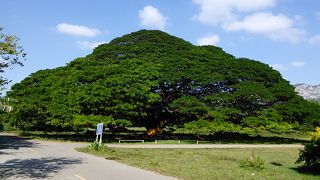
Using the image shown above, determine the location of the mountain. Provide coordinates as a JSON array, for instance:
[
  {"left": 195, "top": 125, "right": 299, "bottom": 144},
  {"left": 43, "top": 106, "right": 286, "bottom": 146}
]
[
  {"left": 295, "top": 83, "right": 320, "bottom": 100},
  {"left": 6, "top": 30, "right": 320, "bottom": 132}
]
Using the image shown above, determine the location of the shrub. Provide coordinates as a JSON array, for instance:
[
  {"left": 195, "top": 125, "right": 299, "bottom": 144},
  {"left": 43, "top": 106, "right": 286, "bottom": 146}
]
[
  {"left": 88, "top": 141, "right": 108, "bottom": 151},
  {"left": 266, "top": 122, "right": 293, "bottom": 133},
  {"left": 296, "top": 127, "right": 320, "bottom": 167},
  {"left": 239, "top": 151, "right": 265, "bottom": 169},
  {"left": 310, "top": 127, "right": 320, "bottom": 141}
]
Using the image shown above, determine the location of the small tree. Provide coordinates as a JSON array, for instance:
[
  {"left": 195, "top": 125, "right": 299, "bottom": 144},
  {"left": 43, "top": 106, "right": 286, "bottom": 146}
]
[
  {"left": 0, "top": 27, "right": 25, "bottom": 130},
  {"left": 0, "top": 27, "right": 26, "bottom": 90},
  {"left": 296, "top": 127, "right": 320, "bottom": 167}
]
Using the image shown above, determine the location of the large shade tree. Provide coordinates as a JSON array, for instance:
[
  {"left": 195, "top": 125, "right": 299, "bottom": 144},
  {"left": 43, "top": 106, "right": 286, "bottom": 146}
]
[{"left": 7, "top": 30, "right": 320, "bottom": 132}]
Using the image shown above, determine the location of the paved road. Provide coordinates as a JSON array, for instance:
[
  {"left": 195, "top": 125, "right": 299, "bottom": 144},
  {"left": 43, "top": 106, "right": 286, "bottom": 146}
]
[
  {"left": 0, "top": 133, "right": 303, "bottom": 180},
  {"left": 0, "top": 133, "right": 174, "bottom": 180}
]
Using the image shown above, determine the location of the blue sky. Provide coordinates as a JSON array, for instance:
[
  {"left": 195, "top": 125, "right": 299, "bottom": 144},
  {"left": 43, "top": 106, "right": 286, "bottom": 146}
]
[{"left": 1, "top": 0, "right": 320, "bottom": 93}]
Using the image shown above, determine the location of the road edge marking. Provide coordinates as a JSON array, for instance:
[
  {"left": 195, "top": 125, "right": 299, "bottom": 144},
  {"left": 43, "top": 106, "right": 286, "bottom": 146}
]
[{"left": 75, "top": 174, "right": 86, "bottom": 180}]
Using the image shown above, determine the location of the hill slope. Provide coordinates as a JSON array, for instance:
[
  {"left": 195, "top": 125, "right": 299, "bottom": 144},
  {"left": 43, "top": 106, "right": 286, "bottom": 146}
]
[{"left": 6, "top": 30, "right": 320, "bottom": 132}]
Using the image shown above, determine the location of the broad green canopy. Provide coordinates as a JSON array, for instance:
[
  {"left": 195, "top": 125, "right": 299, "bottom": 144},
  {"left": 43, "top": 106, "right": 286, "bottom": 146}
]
[{"left": 7, "top": 30, "right": 320, "bottom": 132}]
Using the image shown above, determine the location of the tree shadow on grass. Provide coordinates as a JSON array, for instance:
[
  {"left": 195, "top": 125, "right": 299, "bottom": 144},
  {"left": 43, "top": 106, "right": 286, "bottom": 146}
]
[
  {"left": 156, "top": 132, "right": 309, "bottom": 144},
  {"left": 18, "top": 131, "right": 308, "bottom": 144},
  {"left": 0, "top": 157, "right": 82, "bottom": 179},
  {"left": 270, "top": 162, "right": 283, "bottom": 166},
  {"left": 291, "top": 164, "right": 320, "bottom": 176}
]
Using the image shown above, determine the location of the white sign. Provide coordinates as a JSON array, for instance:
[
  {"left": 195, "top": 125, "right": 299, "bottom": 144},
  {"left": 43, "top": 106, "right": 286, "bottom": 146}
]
[{"left": 96, "top": 123, "right": 104, "bottom": 135}]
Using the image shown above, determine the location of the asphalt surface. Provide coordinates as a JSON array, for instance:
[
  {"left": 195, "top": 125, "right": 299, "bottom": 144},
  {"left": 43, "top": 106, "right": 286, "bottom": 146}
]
[{"left": 0, "top": 133, "right": 174, "bottom": 180}]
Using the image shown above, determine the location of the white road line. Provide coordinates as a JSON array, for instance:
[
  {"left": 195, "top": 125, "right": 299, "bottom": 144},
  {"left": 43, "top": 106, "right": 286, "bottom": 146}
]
[{"left": 75, "top": 174, "right": 86, "bottom": 180}]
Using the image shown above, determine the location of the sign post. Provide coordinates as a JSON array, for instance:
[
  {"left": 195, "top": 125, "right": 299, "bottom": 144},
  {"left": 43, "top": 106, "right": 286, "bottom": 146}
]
[{"left": 96, "top": 123, "right": 104, "bottom": 146}]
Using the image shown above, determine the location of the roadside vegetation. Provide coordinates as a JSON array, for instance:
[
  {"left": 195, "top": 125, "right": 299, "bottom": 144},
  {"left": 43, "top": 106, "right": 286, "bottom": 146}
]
[
  {"left": 73, "top": 128, "right": 320, "bottom": 179},
  {"left": 4, "top": 128, "right": 310, "bottom": 144},
  {"left": 77, "top": 147, "right": 320, "bottom": 180},
  {"left": 296, "top": 127, "right": 320, "bottom": 173}
]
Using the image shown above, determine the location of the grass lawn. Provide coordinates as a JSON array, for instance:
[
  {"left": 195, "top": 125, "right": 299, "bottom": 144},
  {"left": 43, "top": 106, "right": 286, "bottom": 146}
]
[{"left": 77, "top": 147, "right": 319, "bottom": 180}]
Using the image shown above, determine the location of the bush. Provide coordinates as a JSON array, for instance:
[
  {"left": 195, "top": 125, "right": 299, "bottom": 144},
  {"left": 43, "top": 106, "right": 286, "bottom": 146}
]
[
  {"left": 265, "top": 122, "right": 293, "bottom": 133},
  {"left": 296, "top": 127, "right": 320, "bottom": 167},
  {"left": 239, "top": 151, "right": 265, "bottom": 169},
  {"left": 2, "top": 122, "right": 17, "bottom": 131},
  {"left": 181, "top": 120, "right": 242, "bottom": 135},
  {"left": 88, "top": 141, "right": 108, "bottom": 151}
]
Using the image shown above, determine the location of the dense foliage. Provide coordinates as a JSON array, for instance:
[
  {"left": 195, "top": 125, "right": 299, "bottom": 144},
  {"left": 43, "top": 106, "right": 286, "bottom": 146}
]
[{"left": 5, "top": 30, "right": 320, "bottom": 132}]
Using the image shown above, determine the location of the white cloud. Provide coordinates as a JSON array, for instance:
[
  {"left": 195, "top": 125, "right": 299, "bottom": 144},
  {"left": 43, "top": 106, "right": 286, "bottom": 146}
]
[
  {"left": 56, "top": 23, "right": 101, "bottom": 37},
  {"left": 271, "top": 64, "right": 286, "bottom": 71},
  {"left": 139, "top": 6, "right": 167, "bottom": 30},
  {"left": 271, "top": 61, "right": 305, "bottom": 71},
  {"left": 226, "top": 13, "right": 292, "bottom": 33},
  {"left": 225, "top": 12, "right": 305, "bottom": 43},
  {"left": 192, "top": 0, "right": 304, "bottom": 44},
  {"left": 196, "top": 35, "right": 220, "bottom": 45},
  {"left": 291, "top": 61, "right": 305, "bottom": 67},
  {"left": 77, "top": 41, "right": 107, "bottom": 50},
  {"left": 193, "top": 0, "right": 275, "bottom": 26},
  {"left": 309, "top": 34, "right": 320, "bottom": 45}
]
